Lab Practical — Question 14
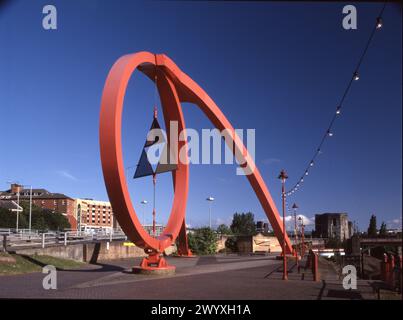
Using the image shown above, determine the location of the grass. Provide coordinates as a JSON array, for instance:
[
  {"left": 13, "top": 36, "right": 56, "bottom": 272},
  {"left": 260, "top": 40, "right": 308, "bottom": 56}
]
[{"left": 0, "top": 252, "right": 84, "bottom": 276}]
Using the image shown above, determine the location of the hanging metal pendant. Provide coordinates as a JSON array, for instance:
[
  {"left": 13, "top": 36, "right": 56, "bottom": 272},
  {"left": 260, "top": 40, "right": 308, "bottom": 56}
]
[{"left": 133, "top": 116, "right": 177, "bottom": 179}]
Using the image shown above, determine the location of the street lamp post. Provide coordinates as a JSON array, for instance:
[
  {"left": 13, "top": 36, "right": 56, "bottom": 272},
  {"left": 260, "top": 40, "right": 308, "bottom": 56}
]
[
  {"left": 299, "top": 217, "right": 305, "bottom": 257},
  {"left": 140, "top": 200, "right": 148, "bottom": 226},
  {"left": 16, "top": 191, "right": 20, "bottom": 232},
  {"left": 26, "top": 185, "right": 32, "bottom": 233},
  {"left": 206, "top": 197, "right": 215, "bottom": 229},
  {"left": 292, "top": 203, "right": 299, "bottom": 240},
  {"left": 14, "top": 184, "right": 33, "bottom": 233},
  {"left": 292, "top": 203, "right": 299, "bottom": 271},
  {"left": 278, "top": 169, "right": 288, "bottom": 281}
]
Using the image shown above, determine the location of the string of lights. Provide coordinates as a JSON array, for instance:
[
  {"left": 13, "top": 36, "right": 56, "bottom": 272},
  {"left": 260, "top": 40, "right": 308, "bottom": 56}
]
[{"left": 285, "top": 2, "right": 387, "bottom": 198}]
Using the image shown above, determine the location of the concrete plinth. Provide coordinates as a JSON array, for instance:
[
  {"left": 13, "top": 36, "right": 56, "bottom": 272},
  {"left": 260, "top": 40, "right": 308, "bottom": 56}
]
[
  {"left": 171, "top": 254, "right": 197, "bottom": 258},
  {"left": 132, "top": 266, "right": 176, "bottom": 275}
]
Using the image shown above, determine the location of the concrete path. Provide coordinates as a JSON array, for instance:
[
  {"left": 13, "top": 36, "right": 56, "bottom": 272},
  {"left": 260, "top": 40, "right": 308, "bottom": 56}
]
[{"left": 0, "top": 254, "right": 379, "bottom": 299}]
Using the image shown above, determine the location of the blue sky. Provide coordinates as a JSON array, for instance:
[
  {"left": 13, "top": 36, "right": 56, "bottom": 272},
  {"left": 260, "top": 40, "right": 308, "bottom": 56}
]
[{"left": 0, "top": 1, "right": 401, "bottom": 231}]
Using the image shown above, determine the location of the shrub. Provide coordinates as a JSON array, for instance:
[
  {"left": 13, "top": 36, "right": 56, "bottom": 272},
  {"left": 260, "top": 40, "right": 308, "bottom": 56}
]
[{"left": 188, "top": 227, "right": 217, "bottom": 255}]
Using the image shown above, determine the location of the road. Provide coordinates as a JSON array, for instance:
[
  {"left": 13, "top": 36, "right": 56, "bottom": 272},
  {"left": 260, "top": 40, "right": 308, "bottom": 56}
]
[{"left": 0, "top": 254, "right": 378, "bottom": 299}]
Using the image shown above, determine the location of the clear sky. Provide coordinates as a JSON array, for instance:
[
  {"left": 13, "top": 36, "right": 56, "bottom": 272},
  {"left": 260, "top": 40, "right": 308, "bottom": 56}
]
[{"left": 0, "top": 1, "right": 401, "bottom": 231}]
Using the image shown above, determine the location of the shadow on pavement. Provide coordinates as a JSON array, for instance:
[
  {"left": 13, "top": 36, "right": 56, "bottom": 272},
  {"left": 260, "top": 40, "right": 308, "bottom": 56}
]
[{"left": 18, "top": 254, "right": 126, "bottom": 273}]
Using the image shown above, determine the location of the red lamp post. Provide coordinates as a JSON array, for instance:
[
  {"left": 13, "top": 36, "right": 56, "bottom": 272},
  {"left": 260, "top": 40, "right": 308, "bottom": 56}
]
[
  {"left": 299, "top": 217, "right": 305, "bottom": 257},
  {"left": 278, "top": 169, "right": 288, "bottom": 280},
  {"left": 292, "top": 203, "right": 299, "bottom": 270}
]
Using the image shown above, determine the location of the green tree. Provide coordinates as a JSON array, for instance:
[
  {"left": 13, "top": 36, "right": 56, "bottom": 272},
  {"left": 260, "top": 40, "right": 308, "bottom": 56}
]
[
  {"left": 216, "top": 224, "right": 232, "bottom": 235},
  {"left": 367, "top": 214, "right": 377, "bottom": 237},
  {"left": 230, "top": 212, "right": 256, "bottom": 235},
  {"left": 225, "top": 237, "right": 238, "bottom": 252},
  {"left": 379, "top": 222, "right": 387, "bottom": 237},
  {"left": 42, "top": 209, "right": 70, "bottom": 230},
  {"left": 30, "top": 210, "right": 47, "bottom": 230},
  {"left": 0, "top": 207, "right": 27, "bottom": 228},
  {"left": 0, "top": 201, "right": 70, "bottom": 231},
  {"left": 187, "top": 227, "right": 217, "bottom": 255}
]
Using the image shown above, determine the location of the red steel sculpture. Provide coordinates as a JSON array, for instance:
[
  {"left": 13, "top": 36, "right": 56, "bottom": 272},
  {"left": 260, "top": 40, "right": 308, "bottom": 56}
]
[{"left": 99, "top": 51, "right": 292, "bottom": 271}]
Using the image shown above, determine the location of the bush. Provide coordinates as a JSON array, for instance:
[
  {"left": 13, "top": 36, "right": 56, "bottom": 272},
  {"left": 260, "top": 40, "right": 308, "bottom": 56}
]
[
  {"left": 188, "top": 227, "right": 217, "bottom": 255},
  {"left": 225, "top": 237, "right": 238, "bottom": 252}
]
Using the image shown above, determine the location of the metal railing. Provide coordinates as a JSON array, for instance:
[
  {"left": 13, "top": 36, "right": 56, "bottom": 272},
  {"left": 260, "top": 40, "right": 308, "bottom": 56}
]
[
  {"left": 2, "top": 229, "right": 128, "bottom": 251},
  {"left": 380, "top": 253, "right": 402, "bottom": 292},
  {"left": 303, "top": 249, "right": 320, "bottom": 282},
  {"left": 0, "top": 228, "right": 12, "bottom": 235}
]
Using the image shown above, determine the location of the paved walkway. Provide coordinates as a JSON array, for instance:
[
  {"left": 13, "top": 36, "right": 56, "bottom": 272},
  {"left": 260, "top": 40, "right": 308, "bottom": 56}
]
[{"left": 0, "top": 254, "right": 379, "bottom": 299}]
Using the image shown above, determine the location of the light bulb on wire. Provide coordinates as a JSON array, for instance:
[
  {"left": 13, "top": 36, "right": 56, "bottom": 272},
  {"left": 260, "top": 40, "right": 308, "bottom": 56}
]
[{"left": 376, "top": 17, "right": 383, "bottom": 29}]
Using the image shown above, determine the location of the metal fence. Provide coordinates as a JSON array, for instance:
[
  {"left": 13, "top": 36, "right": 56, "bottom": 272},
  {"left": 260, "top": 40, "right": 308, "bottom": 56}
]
[{"left": 2, "top": 229, "right": 127, "bottom": 251}]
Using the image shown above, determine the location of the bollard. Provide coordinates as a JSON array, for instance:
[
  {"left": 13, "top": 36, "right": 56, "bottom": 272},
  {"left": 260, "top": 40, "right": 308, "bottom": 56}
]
[
  {"left": 399, "top": 256, "right": 402, "bottom": 292},
  {"left": 312, "top": 252, "right": 319, "bottom": 282},
  {"left": 306, "top": 250, "right": 311, "bottom": 269},
  {"left": 295, "top": 250, "right": 300, "bottom": 273},
  {"left": 380, "top": 253, "right": 388, "bottom": 282},
  {"left": 388, "top": 255, "right": 395, "bottom": 287},
  {"left": 42, "top": 233, "right": 45, "bottom": 249},
  {"left": 2, "top": 234, "right": 7, "bottom": 252},
  {"left": 64, "top": 232, "right": 67, "bottom": 246}
]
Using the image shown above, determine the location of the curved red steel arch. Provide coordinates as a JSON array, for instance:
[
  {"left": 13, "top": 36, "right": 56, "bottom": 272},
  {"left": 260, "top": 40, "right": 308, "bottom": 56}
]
[{"left": 99, "top": 51, "right": 292, "bottom": 269}]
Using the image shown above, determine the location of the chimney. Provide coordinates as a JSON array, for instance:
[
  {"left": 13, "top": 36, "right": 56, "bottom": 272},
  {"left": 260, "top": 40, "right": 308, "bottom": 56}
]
[{"left": 11, "top": 183, "right": 23, "bottom": 194}]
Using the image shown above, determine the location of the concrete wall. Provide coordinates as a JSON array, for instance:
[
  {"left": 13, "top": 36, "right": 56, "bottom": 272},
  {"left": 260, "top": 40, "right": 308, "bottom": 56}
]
[
  {"left": 216, "top": 235, "right": 229, "bottom": 252},
  {"left": 237, "top": 234, "right": 282, "bottom": 253},
  {"left": 237, "top": 236, "right": 253, "bottom": 253},
  {"left": 15, "top": 241, "right": 177, "bottom": 263},
  {"left": 253, "top": 235, "right": 281, "bottom": 253}
]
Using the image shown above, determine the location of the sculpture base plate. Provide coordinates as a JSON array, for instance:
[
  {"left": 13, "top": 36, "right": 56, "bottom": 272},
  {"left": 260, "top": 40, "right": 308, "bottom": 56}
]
[
  {"left": 171, "top": 254, "right": 197, "bottom": 258},
  {"left": 132, "top": 266, "right": 176, "bottom": 275}
]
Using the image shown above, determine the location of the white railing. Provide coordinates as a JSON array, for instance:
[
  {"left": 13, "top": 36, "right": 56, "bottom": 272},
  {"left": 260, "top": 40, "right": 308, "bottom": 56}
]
[
  {"left": 0, "top": 228, "right": 11, "bottom": 235},
  {"left": 2, "top": 229, "right": 128, "bottom": 250}
]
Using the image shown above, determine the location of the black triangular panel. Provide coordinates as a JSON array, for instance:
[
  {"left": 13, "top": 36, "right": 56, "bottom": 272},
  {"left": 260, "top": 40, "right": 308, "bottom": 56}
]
[
  {"left": 155, "top": 144, "right": 178, "bottom": 175},
  {"left": 133, "top": 116, "right": 176, "bottom": 179},
  {"left": 155, "top": 162, "right": 178, "bottom": 175},
  {"left": 133, "top": 149, "right": 154, "bottom": 179},
  {"left": 145, "top": 118, "right": 164, "bottom": 147}
]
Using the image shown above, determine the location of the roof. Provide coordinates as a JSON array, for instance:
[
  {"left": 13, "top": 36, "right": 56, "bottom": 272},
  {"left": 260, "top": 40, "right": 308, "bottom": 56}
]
[
  {"left": 315, "top": 213, "right": 348, "bottom": 218},
  {"left": 0, "top": 189, "right": 73, "bottom": 201},
  {"left": 0, "top": 200, "right": 22, "bottom": 211}
]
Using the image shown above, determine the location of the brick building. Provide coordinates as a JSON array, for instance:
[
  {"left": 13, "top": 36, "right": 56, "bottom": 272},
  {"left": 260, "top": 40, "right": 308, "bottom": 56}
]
[
  {"left": 75, "top": 198, "right": 117, "bottom": 232},
  {"left": 0, "top": 184, "right": 77, "bottom": 229}
]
